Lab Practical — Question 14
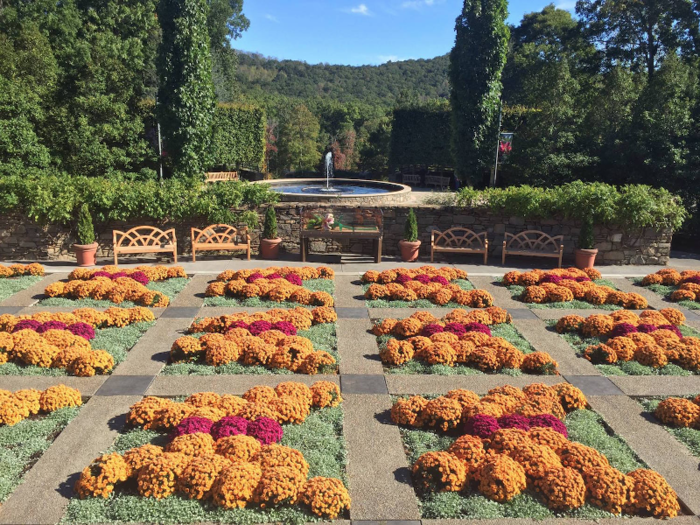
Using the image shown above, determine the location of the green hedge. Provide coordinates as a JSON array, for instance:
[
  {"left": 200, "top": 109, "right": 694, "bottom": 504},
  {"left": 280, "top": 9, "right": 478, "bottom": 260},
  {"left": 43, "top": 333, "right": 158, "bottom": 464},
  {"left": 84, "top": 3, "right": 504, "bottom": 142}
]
[
  {"left": 0, "top": 175, "right": 278, "bottom": 227},
  {"left": 211, "top": 104, "right": 266, "bottom": 171},
  {"left": 456, "top": 182, "right": 688, "bottom": 231},
  {"left": 389, "top": 103, "right": 452, "bottom": 169}
]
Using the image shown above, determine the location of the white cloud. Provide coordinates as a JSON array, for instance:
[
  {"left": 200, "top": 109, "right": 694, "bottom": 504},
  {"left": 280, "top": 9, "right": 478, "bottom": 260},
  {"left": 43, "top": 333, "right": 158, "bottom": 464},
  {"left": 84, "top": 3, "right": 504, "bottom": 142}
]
[
  {"left": 344, "top": 3, "right": 371, "bottom": 15},
  {"left": 555, "top": 0, "right": 576, "bottom": 10},
  {"left": 401, "top": 0, "right": 439, "bottom": 9},
  {"left": 264, "top": 14, "right": 279, "bottom": 23}
]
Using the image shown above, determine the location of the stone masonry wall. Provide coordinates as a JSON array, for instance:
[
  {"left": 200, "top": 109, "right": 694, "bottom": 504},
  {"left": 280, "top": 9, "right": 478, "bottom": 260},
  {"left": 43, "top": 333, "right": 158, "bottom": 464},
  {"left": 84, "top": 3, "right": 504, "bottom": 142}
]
[{"left": 0, "top": 204, "right": 672, "bottom": 265}]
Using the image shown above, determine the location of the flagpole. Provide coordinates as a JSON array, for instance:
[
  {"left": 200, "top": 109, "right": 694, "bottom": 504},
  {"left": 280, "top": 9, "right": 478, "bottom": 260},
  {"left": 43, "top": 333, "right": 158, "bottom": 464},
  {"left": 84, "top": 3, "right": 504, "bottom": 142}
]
[{"left": 491, "top": 105, "right": 502, "bottom": 188}]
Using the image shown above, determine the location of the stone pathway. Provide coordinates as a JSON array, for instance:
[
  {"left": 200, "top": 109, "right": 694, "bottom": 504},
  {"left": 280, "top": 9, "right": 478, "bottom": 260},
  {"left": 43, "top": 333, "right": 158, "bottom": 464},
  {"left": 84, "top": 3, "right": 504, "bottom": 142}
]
[{"left": 0, "top": 267, "right": 699, "bottom": 524}]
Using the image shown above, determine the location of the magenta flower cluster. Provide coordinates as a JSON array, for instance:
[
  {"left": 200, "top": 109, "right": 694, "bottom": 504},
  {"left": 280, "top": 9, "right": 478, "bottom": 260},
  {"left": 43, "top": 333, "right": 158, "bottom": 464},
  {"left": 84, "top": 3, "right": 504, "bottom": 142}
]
[
  {"left": 170, "top": 415, "right": 284, "bottom": 445},
  {"left": 210, "top": 416, "right": 249, "bottom": 440},
  {"left": 91, "top": 271, "right": 149, "bottom": 285},
  {"left": 395, "top": 274, "right": 412, "bottom": 285},
  {"left": 463, "top": 322, "right": 492, "bottom": 336},
  {"left": 421, "top": 324, "right": 444, "bottom": 337},
  {"left": 246, "top": 273, "right": 304, "bottom": 286},
  {"left": 463, "top": 413, "right": 568, "bottom": 438},
  {"left": 413, "top": 274, "right": 431, "bottom": 285},
  {"left": 248, "top": 320, "right": 273, "bottom": 336},
  {"left": 659, "top": 324, "right": 683, "bottom": 338},
  {"left": 226, "top": 320, "right": 297, "bottom": 337},
  {"left": 272, "top": 321, "right": 297, "bottom": 336},
  {"left": 285, "top": 274, "right": 303, "bottom": 286},
  {"left": 542, "top": 274, "right": 563, "bottom": 284},
  {"left": 637, "top": 323, "right": 657, "bottom": 333},
  {"left": 609, "top": 323, "right": 638, "bottom": 338},
  {"left": 683, "top": 275, "right": 700, "bottom": 285},
  {"left": 444, "top": 323, "right": 467, "bottom": 337},
  {"left": 12, "top": 320, "right": 95, "bottom": 340}
]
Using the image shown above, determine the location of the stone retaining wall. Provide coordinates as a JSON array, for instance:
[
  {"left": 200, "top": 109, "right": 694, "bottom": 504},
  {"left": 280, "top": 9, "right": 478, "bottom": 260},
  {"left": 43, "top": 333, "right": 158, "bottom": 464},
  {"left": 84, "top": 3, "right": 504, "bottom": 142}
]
[{"left": 0, "top": 204, "right": 672, "bottom": 265}]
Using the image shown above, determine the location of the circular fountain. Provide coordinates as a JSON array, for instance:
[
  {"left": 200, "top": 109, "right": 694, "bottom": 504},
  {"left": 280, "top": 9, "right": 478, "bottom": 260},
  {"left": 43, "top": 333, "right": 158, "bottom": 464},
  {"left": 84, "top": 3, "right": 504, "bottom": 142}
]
[{"left": 260, "top": 152, "right": 412, "bottom": 204}]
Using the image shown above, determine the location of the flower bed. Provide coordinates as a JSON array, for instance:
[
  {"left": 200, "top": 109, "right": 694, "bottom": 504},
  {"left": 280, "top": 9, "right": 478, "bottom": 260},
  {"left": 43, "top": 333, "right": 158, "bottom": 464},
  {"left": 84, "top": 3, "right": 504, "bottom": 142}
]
[
  {"left": 362, "top": 266, "right": 493, "bottom": 308},
  {"left": 395, "top": 383, "right": 681, "bottom": 519},
  {"left": 640, "top": 396, "right": 700, "bottom": 459},
  {"left": 204, "top": 267, "right": 335, "bottom": 308},
  {"left": 502, "top": 268, "right": 645, "bottom": 310},
  {"left": 635, "top": 269, "right": 700, "bottom": 310},
  {"left": 553, "top": 309, "right": 700, "bottom": 376},
  {"left": 372, "top": 308, "right": 557, "bottom": 376},
  {"left": 42, "top": 265, "right": 189, "bottom": 308},
  {"left": 66, "top": 381, "right": 350, "bottom": 523},
  {"left": 0, "top": 263, "right": 45, "bottom": 302},
  {"left": 164, "top": 307, "right": 339, "bottom": 375},
  {"left": 0, "top": 307, "right": 155, "bottom": 376},
  {"left": 0, "top": 385, "right": 82, "bottom": 503}
]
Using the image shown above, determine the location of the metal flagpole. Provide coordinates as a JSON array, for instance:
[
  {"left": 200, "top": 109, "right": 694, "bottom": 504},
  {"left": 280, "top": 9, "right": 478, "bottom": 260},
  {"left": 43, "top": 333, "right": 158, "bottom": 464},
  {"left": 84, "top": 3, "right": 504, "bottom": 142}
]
[{"left": 491, "top": 105, "right": 502, "bottom": 188}]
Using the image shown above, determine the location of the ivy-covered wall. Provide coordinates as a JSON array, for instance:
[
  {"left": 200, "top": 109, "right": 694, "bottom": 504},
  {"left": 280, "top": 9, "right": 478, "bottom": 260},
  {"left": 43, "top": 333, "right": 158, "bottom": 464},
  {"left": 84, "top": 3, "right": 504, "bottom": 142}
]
[
  {"left": 389, "top": 106, "right": 452, "bottom": 169},
  {"left": 210, "top": 103, "right": 266, "bottom": 171}
]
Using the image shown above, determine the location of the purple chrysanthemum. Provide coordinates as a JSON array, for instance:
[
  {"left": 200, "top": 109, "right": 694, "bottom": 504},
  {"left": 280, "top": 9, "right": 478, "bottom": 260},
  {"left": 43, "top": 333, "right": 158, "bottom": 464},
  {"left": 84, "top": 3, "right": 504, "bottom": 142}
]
[
  {"left": 36, "top": 320, "right": 68, "bottom": 333},
  {"left": 169, "top": 417, "right": 214, "bottom": 441},
  {"left": 421, "top": 323, "right": 444, "bottom": 337},
  {"left": 249, "top": 320, "right": 273, "bottom": 336},
  {"left": 247, "top": 417, "right": 283, "bottom": 445},
  {"left": 683, "top": 275, "right": 700, "bottom": 285},
  {"left": 247, "top": 273, "right": 265, "bottom": 283},
  {"left": 92, "top": 271, "right": 113, "bottom": 280},
  {"left": 541, "top": 274, "right": 563, "bottom": 284},
  {"left": 12, "top": 319, "right": 42, "bottom": 332},
  {"left": 112, "top": 272, "right": 128, "bottom": 279},
  {"left": 658, "top": 324, "right": 683, "bottom": 338},
  {"left": 395, "top": 274, "right": 412, "bottom": 285},
  {"left": 637, "top": 323, "right": 658, "bottom": 333},
  {"left": 272, "top": 321, "right": 297, "bottom": 336},
  {"left": 497, "top": 414, "right": 531, "bottom": 431},
  {"left": 463, "top": 323, "right": 492, "bottom": 336},
  {"left": 285, "top": 274, "right": 303, "bottom": 286},
  {"left": 463, "top": 414, "right": 501, "bottom": 438},
  {"left": 444, "top": 323, "right": 467, "bottom": 337},
  {"left": 129, "top": 271, "right": 150, "bottom": 285},
  {"left": 413, "top": 275, "right": 431, "bottom": 285},
  {"left": 575, "top": 276, "right": 592, "bottom": 282},
  {"left": 430, "top": 275, "right": 449, "bottom": 286},
  {"left": 267, "top": 273, "right": 282, "bottom": 280},
  {"left": 529, "top": 414, "right": 568, "bottom": 437},
  {"left": 67, "top": 322, "right": 96, "bottom": 340},
  {"left": 210, "top": 416, "right": 249, "bottom": 441},
  {"left": 609, "top": 323, "right": 638, "bottom": 338},
  {"left": 227, "top": 321, "right": 251, "bottom": 332}
]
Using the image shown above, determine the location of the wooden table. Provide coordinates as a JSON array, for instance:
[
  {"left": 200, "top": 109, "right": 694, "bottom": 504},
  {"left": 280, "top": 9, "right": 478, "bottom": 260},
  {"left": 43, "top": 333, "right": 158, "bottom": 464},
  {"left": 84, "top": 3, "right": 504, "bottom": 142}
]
[{"left": 300, "top": 227, "right": 383, "bottom": 263}]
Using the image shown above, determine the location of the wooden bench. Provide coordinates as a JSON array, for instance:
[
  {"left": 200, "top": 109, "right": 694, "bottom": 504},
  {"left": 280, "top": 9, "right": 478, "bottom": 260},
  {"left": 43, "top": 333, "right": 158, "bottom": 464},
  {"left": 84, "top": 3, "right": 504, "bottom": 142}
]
[
  {"left": 191, "top": 224, "right": 250, "bottom": 262},
  {"left": 206, "top": 172, "right": 239, "bottom": 183},
  {"left": 431, "top": 228, "right": 488, "bottom": 264},
  {"left": 502, "top": 231, "right": 563, "bottom": 268},
  {"left": 113, "top": 226, "right": 177, "bottom": 265},
  {"left": 425, "top": 174, "right": 451, "bottom": 189}
]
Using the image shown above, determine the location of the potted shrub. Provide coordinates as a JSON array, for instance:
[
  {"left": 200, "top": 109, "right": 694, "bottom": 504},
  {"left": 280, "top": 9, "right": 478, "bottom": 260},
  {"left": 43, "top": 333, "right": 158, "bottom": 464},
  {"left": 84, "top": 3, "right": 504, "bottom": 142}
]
[
  {"left": 74, "top": 203, "right": 99, "bottom": 267},
  {"left": 260, "top": 206, "right": 282, "bottom": 259},
  {"left": 399, "top": 208, "right": 421, "bottom": 262},
  {"left": 574, "top": 215, "right": 598, "bottom": 269}
]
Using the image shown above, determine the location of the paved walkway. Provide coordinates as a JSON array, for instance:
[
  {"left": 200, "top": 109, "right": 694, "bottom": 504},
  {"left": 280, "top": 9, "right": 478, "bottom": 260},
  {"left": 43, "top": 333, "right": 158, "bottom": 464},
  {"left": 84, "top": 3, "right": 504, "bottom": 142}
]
[{"left": 0, "top": 265, "right": 699, "bottom": 524}]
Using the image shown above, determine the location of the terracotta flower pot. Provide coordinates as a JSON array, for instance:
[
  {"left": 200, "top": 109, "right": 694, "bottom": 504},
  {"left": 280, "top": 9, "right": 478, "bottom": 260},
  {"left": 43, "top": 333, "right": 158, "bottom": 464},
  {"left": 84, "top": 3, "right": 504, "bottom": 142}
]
[
  {"left": 399, "top": 240, "right": 421, "bottom": 262},
  {"left": 574, "top": 248, "right": 598, "bottom": 269},
  {"left": 260, "top": 238, "right": 282, "bottom": 260},
  {"left": 74, "top": 243, "right": 99, "bottom": 267}
]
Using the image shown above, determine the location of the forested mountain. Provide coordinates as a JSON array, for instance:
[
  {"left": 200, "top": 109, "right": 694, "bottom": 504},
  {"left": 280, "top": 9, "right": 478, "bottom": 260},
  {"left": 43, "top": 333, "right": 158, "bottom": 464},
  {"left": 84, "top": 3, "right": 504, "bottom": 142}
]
[{"left": 235, "top": 52, "right": 450, "bottom": 105}]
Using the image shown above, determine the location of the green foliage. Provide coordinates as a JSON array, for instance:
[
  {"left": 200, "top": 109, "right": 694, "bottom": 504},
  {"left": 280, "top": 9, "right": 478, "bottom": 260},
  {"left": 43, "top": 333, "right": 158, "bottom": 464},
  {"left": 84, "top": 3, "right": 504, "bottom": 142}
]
[
  {"left": 404, "top": 208, "right": 418, "bottom": 242},
  {"left": 389, "top": 102, "right": 452, "bottom": 169},
  {"left": 157, "top": 0, "right": 216, "bottom": 179},
  {"left": 578, "top": 215, "right": 595, "bottom": 250},
  {"left": 0, "top": 276, "right": 43, "bottom": 303},
  {"left": 76, "top": 203, "right": 95, "bottom": 245},
  {"left": 263, "top": 206, "right": 277, "bottom": 239},
  {"left": 276, "top": 103, "right": 321, "bottom": 172},
  {"left": 456, "top": 182, "right": 688, "bottom": 231},
  {"left": 0, "top": 175, "right": 278, "bottom": 227},
  {"left": 211, "top": 104, "right": 266, "bottom": 170},
  {"left": 449, "top": 0, "right": 510, "bottom": 183}
]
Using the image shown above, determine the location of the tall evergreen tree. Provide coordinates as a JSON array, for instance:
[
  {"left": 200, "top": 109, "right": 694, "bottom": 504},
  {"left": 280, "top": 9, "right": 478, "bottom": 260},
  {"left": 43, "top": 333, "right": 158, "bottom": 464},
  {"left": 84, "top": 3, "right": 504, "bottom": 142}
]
[
  {"left": 157, "top": 0, "right": 216, "bottom": 179},
  {"left": 276, "top": 104, "right": 321, "bottom": 173},
  {"left": 449, "top": 0, "right": 510, "bottom": 185}
]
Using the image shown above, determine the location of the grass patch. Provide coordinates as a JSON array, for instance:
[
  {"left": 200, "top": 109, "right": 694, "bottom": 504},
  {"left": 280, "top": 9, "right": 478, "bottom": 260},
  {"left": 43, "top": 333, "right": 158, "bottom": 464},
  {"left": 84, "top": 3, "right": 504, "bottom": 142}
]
[
  {"left": 0, "top": 322, "right": 154, "bottom": 376},
  {"left": 0, "top": 276, "right": 43, "bottom": 302},
  {"left": 377, "top": 322, "right": 535, "bottom": 376},
  {"left": 0, "top": 406, "right": 80, "bottom": 502},
  {"left": 639, "top": 397, "right": 700, "bottom": 458},
  {"left": 203, "top": 279, "right": 334, "bottom": 308},
  {"left": 400, "top": 406, "right": 645, "bottom": 519},
  {"left": 550, "top": 320, "right": 700, "bottom": 377},
  {"left": 62, "top": 406, "right": 347, "bottom": 524},
  {"left": 39, "top": 278, "right": 190, "bottom": 308},
  {"left": 162, "top": 323, "right": 339, "bottom": 375},
  {"left": 364, "top": 279, "right": 475, "bottom": 309},
  {"left": 502, "top": 278, "right": 622, "bottom": 310},
  {"left": 629, "top": 278, "right": 700, "bottom": 310}
]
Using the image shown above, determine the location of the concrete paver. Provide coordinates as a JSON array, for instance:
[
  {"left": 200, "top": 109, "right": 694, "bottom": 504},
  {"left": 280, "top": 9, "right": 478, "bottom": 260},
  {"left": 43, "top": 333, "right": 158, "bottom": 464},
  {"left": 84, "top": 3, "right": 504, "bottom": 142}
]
[
  {"left": 148, "top": 374, "right": 339, "bottom": 395},
  {"left": 337, "top": 318, "right": 384, "bottom": 375}
]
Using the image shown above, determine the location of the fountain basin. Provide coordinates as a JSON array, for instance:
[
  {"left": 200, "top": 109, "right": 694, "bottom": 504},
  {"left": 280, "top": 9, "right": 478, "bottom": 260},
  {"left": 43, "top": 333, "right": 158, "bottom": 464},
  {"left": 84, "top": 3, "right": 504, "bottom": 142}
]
[{"left": 257, "top": 178, "right": 412, "bottom": 204}]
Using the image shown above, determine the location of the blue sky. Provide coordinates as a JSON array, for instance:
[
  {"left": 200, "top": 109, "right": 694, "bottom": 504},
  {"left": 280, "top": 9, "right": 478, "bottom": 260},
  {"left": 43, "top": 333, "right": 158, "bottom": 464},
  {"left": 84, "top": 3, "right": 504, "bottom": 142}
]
[{"left": 234, "top": 0, "right": 577, "bottom": 66}]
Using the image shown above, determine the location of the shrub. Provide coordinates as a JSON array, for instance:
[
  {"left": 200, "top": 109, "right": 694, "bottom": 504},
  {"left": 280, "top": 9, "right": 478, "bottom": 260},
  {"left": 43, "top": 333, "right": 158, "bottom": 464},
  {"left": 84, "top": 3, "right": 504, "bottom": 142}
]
[
  {"left": 578, "top": 215, "right": 595, "bottom": 250},
  {"left": 404, "top": 208, "right": 418, "bottom": 242},
  {"left": 263, "top": 206, "right": 278, "bottom": 239},
  {"left": 76, "top": 204, "right": 96, "bottom": 245}
]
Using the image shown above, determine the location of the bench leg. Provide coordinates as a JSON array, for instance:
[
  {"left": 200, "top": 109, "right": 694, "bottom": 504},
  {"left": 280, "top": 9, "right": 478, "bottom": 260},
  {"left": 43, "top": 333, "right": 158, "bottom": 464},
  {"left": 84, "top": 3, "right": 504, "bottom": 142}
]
[
  {"left": 173, "top": 250, "right": 177, "bottom": 264},
  {"left": 192, "top": 248, "right": 196, "bottom": 263},
  {"left": 301, "top": 238, "right": 307, "bottom": 262},
  {"left": 376, "top": 237, "right": 382, "bottom": 263},
  {"left": 431, "top": 246, "right": 434, "bottom": 263},
  {"left": 247, "top": 245, "right": 251, "bottom": 261},
  {"left": 484, "top": 250, "right": 488, "bottom": 265},
  {"left": 502, "top": 249, "right": 506, "bottom": 265},
  {"left": 114, "top": 251, "right": 118, "bottom": 266}
]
